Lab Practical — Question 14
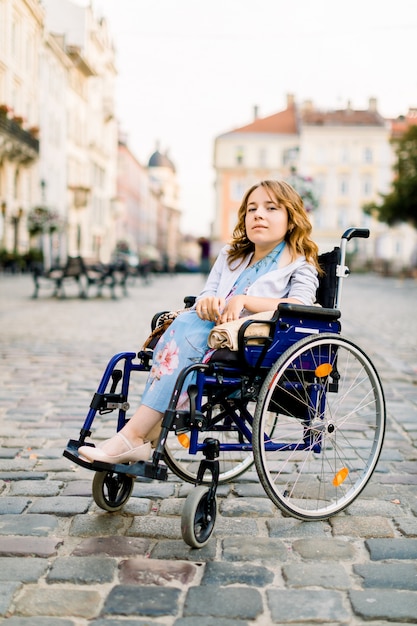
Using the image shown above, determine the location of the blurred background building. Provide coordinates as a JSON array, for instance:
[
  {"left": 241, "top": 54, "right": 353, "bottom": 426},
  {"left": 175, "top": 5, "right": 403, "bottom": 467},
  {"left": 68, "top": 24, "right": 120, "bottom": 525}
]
[{"left": 0, "top": 0, "right": 415, "bottom": 276}]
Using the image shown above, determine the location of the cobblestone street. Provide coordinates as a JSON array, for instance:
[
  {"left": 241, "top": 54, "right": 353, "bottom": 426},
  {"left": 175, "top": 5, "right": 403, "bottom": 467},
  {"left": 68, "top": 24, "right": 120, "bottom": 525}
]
[{"left": 0, "top": 270, "right": 416, "bottom": 625}]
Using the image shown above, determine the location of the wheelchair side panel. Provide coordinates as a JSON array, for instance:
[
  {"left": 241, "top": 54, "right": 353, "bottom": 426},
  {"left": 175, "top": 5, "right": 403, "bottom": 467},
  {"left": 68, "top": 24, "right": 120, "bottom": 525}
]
[{"left": 241, "top": 314, "right": 341, "bottom": 368}]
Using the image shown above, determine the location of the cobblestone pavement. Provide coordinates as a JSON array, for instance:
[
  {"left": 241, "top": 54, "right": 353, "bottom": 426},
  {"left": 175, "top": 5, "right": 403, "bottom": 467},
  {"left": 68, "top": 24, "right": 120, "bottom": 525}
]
[{"left": 0, "top": 270, "right": 416, "bottom": 626}]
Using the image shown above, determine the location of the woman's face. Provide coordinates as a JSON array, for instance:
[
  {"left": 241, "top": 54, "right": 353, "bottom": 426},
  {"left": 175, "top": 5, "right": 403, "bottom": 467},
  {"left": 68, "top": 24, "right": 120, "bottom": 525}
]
[{"left": 245, "top": 186, "right": 289, "bottom": 251}]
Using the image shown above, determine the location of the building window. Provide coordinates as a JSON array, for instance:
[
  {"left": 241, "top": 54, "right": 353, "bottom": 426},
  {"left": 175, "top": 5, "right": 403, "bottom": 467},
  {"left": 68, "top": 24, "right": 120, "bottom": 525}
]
[
  {"left": 339, "top": 176, "right": 349, "bottom": 196},
  {"left": 362, "top": 175, "right": 372, "bottom": 196},
  {"left": 259, "top": 148, "right": 267, "bottom": 168},
  {"left": 236, "top": 146, "right": 244, "bottom": 165},
  {"left": 364, "top": 147, "right": 373, "bottom": 163},
  {"left": 230, "top": 179, "right": 246, "bottom": 202}
]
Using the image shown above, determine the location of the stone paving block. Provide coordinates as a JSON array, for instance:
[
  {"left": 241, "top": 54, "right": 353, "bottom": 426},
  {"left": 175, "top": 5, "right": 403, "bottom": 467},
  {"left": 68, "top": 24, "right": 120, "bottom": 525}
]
[
  {"left": 201, "top": 561, "right": 274, "bottom": 587},
  {"left": 354, "top": 562, "right": 417, "bottom": 590},
  {"left": 158, "top": 497, "right": 184, "bottom": 516},
  {"left": 102, "top": 585, "right": 181, "bottom": 617},
  {"left": 118, "top": 497, "right": 152, "bottom": 515},
  {"left": 0, "top": 557, "right": 49, "bottom": 582},
  {"left": 267, "top": 589, "right": 350, "bottom": 623},
  {"left": 0, "top": 460, "right": 37, "bottom": 472},
  {"left": 172, "top": 615, "right": 249, "bottom": 626},
  {"left": 267, "top": 518, "right": 330, "bottom": 538},
  {"left": 0, "top": 497, "right": 30, "bottom": 514},
  {"left": 0, "top": 514, "right": 58, "bottom": 536},
  {"left": 282, "top": 562, "right": 351, "bottom": 589},
  {"left": 395, "top": 516, "right": 417, "bottom": 537},
  {"left": 349, "top": 589, "right": 417, "bottom": 621},
  {"left": 69, "top": 513, "right": 129, "bottom": 536},
  {"left": 183, "top": 586, "right": 263, "bottom": 619},
  {"left": 0, "top": 582, "right": 21, "bottom": 617},
  {"left": 1, "top": 618, "right": 75, "bottom": 625},
  {"left": 71, "top": 536, "right": 151, "bottom": 557},
  {"left": 131, "top": 482, "right": 176, "bottom": 499},
  {"left": 60, "top": 480, "right": 96, "bottom": 496},
  {"left": 16, "top": 588, "right": 102, "bottom": 619},
  {"left": 292, "top": 538, "right": 355, "bottom": 560},
  {"left": 8, "top": 480, "right": 62, "bottom": 497},
  {"left": 28, "top": 496, "right": 91, "bottom": 515},
  {"left": 219, "top": 496, "right": 275, "bottom": 516},
  {"left": 346, "top": 499, "right": 407, "bottom": 517},
  {"left": 232, "top": 484, "right": 266, "bottom": 497},
  {"left": 47, "top": 555, "right": 117, "bottom": 584},
  {"left": 0, "top": 472, "right": 48, "bottom": 481},
  {"left": 119, "top": 557, "right": 198, "bottom": 585},
  {"left": 88, "top": 617, "right": 164, "bottom": 626},
  {"left": 213, "top": 516, "right": 258, "bottom": 537},
  {"left": 0, "top": 536, "right": 63, "bottom": 557},
  {"left": 365, "top": 537, "right": 417, "bottom": 560},
  {"left": 0, "top": 447, "right": 20, "bottom": 458},
  {"left": 330, "top": 515, "right": 395, "bottom": 537},
  {"left": 128, "top": 516, "right": 182, "bottom": 540},
  {"left": 222, "top": 536, "right": 288, "bottom": 562},
  {"left": 151, "top": 539, "right": 216, "bottom": 562}
]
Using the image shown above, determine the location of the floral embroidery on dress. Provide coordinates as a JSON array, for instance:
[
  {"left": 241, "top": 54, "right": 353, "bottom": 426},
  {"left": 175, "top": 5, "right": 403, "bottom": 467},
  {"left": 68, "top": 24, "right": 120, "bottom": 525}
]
[{"left": 150, "top": 338, "right": 180, "bottom": 383}]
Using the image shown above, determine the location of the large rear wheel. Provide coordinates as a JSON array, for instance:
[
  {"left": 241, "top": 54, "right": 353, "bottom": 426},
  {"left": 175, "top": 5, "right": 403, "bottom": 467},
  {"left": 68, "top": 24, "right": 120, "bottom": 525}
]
[{"left": 252, "top": 333, "right": 385, "bottom": 520}]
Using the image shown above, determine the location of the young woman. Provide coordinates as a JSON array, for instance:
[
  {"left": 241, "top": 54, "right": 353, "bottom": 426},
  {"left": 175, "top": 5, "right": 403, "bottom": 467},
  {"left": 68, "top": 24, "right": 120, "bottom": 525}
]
[{"left": 79, "top": 179, "right": 320, "bottom": 464}]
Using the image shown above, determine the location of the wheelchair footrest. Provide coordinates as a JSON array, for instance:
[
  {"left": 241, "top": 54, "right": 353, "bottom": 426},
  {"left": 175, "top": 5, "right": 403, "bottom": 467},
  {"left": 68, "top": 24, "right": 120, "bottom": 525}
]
[{"left": 63, "top": 439, "right": 168, "bottom": 481}]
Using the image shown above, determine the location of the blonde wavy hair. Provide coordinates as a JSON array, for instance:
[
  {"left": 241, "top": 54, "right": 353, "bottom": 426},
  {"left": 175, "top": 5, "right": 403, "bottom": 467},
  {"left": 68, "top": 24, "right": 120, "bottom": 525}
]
[{"left": 227, "top": 179, "right": 321, "bottom": 273}]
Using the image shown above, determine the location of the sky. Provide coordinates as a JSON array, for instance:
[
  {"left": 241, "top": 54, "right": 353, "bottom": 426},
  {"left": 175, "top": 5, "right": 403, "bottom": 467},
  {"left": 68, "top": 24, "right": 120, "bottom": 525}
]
[{"left": 80, "top": 0, "right": 416, "bottom": 236}]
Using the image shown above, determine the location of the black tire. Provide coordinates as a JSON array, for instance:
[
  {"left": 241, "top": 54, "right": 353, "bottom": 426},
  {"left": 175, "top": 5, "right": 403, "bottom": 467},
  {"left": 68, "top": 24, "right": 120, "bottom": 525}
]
[
  {"left": 181, "top": 485, "right": 217, "bottom": 548},
  {"left": 92, "top": 470, "right": 134, "bottom": 512},
  {"left": 252, "top": 333, "right": 385, "bottom": 520}
]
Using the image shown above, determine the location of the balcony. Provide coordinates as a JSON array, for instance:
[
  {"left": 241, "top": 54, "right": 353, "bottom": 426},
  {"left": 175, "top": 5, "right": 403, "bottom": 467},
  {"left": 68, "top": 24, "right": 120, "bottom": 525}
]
[{"left": 0, "top": 115, "right": 39, "bottom": 164}]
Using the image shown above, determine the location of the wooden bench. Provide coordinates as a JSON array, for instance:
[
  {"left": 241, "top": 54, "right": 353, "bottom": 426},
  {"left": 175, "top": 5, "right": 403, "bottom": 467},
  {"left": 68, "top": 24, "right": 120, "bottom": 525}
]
[{"left": 32, "top": 256, "right": 130, "bottom": 299}]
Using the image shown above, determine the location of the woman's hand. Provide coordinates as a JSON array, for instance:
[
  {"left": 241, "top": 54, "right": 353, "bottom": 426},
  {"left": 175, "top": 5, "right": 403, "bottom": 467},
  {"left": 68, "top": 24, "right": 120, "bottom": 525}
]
[
  {"left": 196, "top": 296, "right": 225, "bottom": 322},
  {"left": 217, "top": 295, "right": 246, "bottom": 325}
]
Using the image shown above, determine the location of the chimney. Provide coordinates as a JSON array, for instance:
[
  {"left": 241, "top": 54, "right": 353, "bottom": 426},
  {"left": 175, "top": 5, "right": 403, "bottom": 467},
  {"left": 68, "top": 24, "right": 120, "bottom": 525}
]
[
  {"left": 302, "top": 99, "right": 313, "bottom": 113},
  {"left": 368, "top": 97, "right": 378, "bottom": 112},
  {"left": 253, "top": 105, "right": 259, "bottom": 120},
  {"left": 286, "top": 93, "right": 295, "bottom": 108}
]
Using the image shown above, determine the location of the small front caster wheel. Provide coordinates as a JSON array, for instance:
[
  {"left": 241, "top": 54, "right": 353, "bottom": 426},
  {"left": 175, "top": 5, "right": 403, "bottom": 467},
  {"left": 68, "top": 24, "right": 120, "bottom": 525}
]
[
  {"left": 181, "top": 485, "right": 217, "bottom": 548},
  {"left": 92, "top": 470, "right": 134, "bottom": 512}
]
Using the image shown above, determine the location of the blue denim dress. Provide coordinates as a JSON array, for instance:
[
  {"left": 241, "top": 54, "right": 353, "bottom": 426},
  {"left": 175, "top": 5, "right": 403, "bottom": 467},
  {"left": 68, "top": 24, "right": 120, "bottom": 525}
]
[{"left": 141, "top": 242, "right": 285, "bottom": 413}]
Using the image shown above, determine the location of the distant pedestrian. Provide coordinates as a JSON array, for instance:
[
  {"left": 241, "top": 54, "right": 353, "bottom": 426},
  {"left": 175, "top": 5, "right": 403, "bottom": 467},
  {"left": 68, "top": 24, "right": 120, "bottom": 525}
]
[{"left": 198, "top": 237, "right": 211, "bottom": 275}]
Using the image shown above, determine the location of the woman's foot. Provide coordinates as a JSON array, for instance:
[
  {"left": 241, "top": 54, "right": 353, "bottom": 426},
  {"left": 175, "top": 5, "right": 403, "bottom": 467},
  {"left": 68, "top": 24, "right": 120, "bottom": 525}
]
[{"left": 78, "top": 432, "right": 151, "bottom": 464}]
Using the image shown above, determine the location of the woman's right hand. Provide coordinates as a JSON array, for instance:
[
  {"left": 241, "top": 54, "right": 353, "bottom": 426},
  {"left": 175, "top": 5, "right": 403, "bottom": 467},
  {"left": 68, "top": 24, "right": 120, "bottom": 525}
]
[{"left": 196, "top": 296, "right": 225, "bottom": 322}]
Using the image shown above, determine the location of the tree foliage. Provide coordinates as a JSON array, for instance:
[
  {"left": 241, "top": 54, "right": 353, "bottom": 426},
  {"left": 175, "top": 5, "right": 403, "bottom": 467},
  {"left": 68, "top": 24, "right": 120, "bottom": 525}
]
[{"left": 363, "top": 124, "right": 417, "bottom": 228}]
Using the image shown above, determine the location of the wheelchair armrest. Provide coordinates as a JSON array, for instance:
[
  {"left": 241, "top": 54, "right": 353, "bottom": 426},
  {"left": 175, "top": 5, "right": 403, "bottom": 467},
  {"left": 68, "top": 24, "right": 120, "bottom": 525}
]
[{"left": 277, "top": 302, "right": 341, "bottom": 321}]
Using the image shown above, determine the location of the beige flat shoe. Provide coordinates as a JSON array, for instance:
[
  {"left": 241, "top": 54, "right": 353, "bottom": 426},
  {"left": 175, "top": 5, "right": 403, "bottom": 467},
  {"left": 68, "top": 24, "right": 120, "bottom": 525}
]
[{"left": 78, "top": 432, "right": 151, "bottom": 464}]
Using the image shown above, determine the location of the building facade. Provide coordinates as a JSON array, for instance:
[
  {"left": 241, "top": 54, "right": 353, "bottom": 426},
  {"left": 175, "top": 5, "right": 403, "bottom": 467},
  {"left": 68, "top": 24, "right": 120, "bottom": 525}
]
[
  {"left": 1, "top": 0, "right": 183, "bottom": 272},
  {"left": 213, "top": 94, "right": 416, "bottom": 270},
  {"left": 0, "top": 0, "right": 43, "bottom": 257}
]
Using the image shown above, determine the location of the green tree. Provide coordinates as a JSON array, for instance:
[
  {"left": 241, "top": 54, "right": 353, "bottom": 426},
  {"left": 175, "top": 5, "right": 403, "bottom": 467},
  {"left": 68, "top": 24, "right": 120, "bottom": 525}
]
[{"left": 364, "top": 124, "right": 417, "bottom": 228}]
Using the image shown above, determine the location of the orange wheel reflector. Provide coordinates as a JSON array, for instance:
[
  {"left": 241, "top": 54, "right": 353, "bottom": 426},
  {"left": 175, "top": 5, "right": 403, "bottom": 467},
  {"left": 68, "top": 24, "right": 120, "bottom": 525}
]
[
  {"left": 333, "top": 467, "right": 349, "bottom": 487},
  {"left": 315, "top": 363, "right": 333, "bottom": 378},
  {"left": 177, "top": 434, "right": 190, "bottom": 449}
]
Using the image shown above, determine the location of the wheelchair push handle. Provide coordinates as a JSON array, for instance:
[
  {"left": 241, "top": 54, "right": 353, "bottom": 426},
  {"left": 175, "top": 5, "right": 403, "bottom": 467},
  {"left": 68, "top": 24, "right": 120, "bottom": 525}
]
[
  {"left": 335, "top": 227, "right": 370, "bottom": 309},
  {"left": 342, "top": 227, "right": 369, "bottom": 241}
]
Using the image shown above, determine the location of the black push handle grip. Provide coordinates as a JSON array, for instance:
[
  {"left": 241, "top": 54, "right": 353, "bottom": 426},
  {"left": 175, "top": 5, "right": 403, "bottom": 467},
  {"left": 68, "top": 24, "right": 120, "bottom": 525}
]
[{"left": 342, "top": 227, "right": 370, "bottom": 241}]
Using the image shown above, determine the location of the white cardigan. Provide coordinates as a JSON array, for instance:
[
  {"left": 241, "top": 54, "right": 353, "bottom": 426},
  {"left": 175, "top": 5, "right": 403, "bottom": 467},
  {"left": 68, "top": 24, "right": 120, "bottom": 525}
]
[{"left": 196, "top": 245, "right": 319, "bottom": 308}]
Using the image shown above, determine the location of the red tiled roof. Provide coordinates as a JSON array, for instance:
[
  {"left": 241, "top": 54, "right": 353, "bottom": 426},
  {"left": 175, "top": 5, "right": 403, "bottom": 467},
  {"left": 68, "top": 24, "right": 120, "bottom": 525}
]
[
  {"left": 229, "top": 104, "right": 298, "bottom": 134},
  {"left": 301, "top": 109, "right": 384, "bottom": 126},
  {"left": 390, "top": 110, "right": 417, "bottom": 138}
]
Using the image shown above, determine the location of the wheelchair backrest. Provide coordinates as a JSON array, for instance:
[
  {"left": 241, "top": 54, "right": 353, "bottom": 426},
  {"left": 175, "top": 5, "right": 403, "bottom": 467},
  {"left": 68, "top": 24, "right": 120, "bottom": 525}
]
[{"left": 316, "top": 247, "right": 340, "bottom": 309}]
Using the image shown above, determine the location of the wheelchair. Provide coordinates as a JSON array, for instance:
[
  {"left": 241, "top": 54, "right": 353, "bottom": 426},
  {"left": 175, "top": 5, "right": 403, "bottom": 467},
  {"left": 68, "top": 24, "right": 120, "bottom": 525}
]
[{"left": 64, "top": 228, "right": 386, "bottom": 548}]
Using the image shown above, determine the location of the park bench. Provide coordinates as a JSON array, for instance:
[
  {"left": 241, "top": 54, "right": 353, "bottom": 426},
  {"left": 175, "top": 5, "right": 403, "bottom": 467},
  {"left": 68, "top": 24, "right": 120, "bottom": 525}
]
[{"left": 32, "top": 256, "right": 130, "bottom": 299}]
